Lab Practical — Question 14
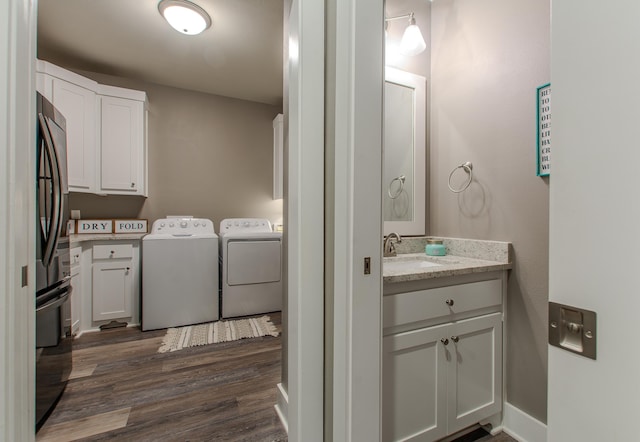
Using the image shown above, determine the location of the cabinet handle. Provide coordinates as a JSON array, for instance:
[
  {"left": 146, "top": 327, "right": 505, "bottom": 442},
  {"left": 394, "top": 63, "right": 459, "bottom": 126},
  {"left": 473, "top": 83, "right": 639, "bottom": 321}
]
[
  {"left": 451, "top": 336, "right": 459, "bottom": 343},
  {"left": 440, "top": 338, "right": 449, "bottom": 346},
  {"left": 445, "top": 299, "right": 454, "bottom": 306}
]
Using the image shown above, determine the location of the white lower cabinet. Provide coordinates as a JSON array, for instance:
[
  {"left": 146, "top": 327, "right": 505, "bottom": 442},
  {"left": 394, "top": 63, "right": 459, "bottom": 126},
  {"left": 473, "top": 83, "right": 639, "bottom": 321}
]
[
  {"left": 383, "top": 276, "right": 504, "bottom": 442},
  {"left": 383, "top": 322, "right": 448, "bottom": 442},
  {"left": 447, "top": 313, "right": 502, "bottom": 433},
  {"left": 82, "top": 241, "right": 140, "bottom": 325},
  {"left": 92, "top": 261, "right": 133, "bottom": 321},
  {"left": 69, "top": 246, "right": 82, "bottom": 334}
]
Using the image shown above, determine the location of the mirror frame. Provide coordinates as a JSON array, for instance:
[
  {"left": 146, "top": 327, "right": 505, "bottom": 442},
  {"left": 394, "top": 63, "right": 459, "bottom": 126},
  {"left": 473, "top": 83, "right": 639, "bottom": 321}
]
[{"left": 383, "top": 66, "right": 426, "bottom": 236}]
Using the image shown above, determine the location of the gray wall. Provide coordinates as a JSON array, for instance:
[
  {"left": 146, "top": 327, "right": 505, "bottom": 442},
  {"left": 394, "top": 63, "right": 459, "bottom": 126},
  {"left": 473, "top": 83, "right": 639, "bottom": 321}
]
[
  {"left": 63, "top": 69, "right": 283, "bottom": 230},
  {"left": 430, "top": 0, "right": 550, "bottom": 422}
]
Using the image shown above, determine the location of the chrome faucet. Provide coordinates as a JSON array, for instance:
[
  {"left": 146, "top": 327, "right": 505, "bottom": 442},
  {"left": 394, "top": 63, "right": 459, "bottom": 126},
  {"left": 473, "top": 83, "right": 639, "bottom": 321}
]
[{"left": 383, "top": 232, "right": 402, "bottom": 257}]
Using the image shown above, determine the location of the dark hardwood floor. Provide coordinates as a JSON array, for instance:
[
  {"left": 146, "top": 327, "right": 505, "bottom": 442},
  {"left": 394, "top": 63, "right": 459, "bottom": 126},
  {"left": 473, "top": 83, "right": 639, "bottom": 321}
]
[
  {"left": 37, "top": 313, "right": 287, "bottom": 442},
  {"left": 37, "top": 311, "right": 516, "bottom": 442}
]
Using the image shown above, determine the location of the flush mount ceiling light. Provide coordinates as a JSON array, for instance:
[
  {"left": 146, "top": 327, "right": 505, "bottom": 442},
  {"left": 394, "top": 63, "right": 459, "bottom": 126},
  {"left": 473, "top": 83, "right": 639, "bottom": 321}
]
[
  {"left": 158, "top": 0, "right": 211, "bottom": 35},
  {"left": 385, "top": 12, "right": 427, "bottom": 56}
]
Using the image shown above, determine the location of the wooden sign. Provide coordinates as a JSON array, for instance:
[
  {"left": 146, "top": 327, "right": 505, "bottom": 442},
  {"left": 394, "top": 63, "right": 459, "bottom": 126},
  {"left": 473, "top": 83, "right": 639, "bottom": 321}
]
[
  {"left": 76, "top": 219, "right": 113, "bottom": 234},
  {"left": 67, "top": 220, "right": 76, "bottom": 234},
  {"left": 537, "top": 83, "right": 551, "bottom": 176},
  {"left": 114, "top": 219, "right": 148, "bottom": 233}
]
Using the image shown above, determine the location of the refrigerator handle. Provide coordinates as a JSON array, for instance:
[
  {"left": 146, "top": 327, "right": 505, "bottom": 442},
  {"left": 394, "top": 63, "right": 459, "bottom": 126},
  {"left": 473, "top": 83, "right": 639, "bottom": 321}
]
[
  {"left": 38, "top": 113, "right": 63, "bottom": 267},
  {"left": 36, "top": 287, "right": 70, "bottom": 315}
]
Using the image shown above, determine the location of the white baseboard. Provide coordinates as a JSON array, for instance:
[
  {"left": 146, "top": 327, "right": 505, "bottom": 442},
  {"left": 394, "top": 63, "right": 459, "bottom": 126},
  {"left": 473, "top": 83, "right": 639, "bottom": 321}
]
[
  {"left": 274, "top": 382, "right": 288, "bottom": 433},
  {"left": 503, "top": 402, "right": 547, "bottom": 442}
]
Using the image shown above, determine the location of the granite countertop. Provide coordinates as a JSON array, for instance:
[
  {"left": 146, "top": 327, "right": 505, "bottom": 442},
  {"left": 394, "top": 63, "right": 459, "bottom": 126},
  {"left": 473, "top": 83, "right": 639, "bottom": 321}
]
[
  {"left": 383, "top": 236, "right": 513, "bottom": 284},
  {"left": 70, "top": 233, "right": 147, "bottom": 244}
]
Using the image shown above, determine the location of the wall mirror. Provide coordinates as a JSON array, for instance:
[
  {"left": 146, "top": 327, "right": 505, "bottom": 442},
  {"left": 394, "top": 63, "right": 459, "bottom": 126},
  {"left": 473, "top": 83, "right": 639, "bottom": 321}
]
[{"left": 383, "top": 67, "right": 426, "bottom": 236}]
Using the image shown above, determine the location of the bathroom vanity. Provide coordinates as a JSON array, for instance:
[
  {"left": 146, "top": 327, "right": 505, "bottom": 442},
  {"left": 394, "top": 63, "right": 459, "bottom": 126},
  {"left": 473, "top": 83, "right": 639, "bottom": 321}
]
[{"left": 382, "top": 238, "right": 512, "bottom": 441}]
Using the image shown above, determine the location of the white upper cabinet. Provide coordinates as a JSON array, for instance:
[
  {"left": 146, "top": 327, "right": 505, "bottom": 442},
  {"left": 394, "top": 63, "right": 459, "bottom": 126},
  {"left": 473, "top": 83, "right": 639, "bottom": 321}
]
[
  {"left": 37, "top": 61, "right": 97, "bottom": 192},
  {"left": 53, "top": 80, "right": 97, "bottom": 192},
  {"left": 98, "top": 87, "right": 147, "bottom": 195},
  {"left": 36, "top": 60, "right": 148, "bottom": 196}
]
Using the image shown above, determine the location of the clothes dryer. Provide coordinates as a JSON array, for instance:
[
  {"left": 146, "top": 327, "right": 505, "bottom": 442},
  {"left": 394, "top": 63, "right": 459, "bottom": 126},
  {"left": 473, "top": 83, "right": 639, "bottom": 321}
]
[
  {"left": 142, "top": 216, "right": 218, "bottom": 330},
  {"left": 219, "top": 218, "right": 282, "bottom": 318}
]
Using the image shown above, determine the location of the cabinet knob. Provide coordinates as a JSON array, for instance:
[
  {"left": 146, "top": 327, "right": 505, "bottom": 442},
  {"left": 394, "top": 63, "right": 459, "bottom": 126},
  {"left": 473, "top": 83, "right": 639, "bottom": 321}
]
[
  {"left": 126, "top": 267, "right": 130, "bottom": 271},
  {"left": 445, "top": 299, "right": 454, "bottom": 306},
  {"left": 131, "top": 182, "right": 135, "bottom": 188},
  {"left": 451, "top": 336, "right": 459, "bottom": 343},
  {"left": 110, "top": 250, "right": 115, "bottom": 255},
  {"left": 440, "top": 338, "right": 449, "bottom": 346}
]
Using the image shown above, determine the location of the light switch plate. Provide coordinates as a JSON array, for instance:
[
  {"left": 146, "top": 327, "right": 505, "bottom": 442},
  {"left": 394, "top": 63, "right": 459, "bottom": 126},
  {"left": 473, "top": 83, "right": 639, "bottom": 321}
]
[{"left": 549, "top": 302, "right": 597, "bottom": 360}]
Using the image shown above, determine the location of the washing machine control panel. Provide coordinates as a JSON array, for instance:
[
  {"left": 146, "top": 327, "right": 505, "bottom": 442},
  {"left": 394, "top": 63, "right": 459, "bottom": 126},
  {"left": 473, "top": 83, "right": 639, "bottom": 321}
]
[
  {"left": 220, "top": 218, "right": 273, "bottom": 233},
  {"left": 151, "top": 216, "right": 215, "bottom": 235}
]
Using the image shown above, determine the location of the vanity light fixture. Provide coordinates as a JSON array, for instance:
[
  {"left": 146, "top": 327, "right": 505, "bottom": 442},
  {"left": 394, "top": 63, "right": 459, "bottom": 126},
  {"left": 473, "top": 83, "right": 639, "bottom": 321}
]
[
  {"left": 158, "top": 0, "right": 211, "bottom": 35},
  {"left": 385, "top": 12, "right": 427, "bottom": 56}
]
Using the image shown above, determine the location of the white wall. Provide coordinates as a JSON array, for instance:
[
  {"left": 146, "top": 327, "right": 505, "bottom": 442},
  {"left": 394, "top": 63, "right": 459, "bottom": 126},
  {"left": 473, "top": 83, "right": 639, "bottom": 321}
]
[
  {"left": 548, "top": 0, "right": 640, "bottom": 439},
  {"left": 430, "top": 0, "right": 550, "bottom": 422}
]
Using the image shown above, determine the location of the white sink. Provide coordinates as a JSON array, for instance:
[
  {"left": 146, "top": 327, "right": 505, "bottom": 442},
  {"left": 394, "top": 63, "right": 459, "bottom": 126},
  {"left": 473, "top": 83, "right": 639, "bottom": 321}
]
[{"left": 383, "top": 255, "right": 443, "bottom": 272}]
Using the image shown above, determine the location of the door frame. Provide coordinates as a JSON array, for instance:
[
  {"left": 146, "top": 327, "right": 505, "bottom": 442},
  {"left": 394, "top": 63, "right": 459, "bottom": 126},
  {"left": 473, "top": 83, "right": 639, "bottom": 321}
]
[
  {"left": 327, "top": 0, "right": 384, "bottom": 440},
  {"left": 1, "top": 0, "right": 37, "bottom": 440},
  {"left": 285, "top": 0, "right": 326, "bottom": 439},
  {"left": 287, "top": 0, "right": 383, "bottom": 439}
]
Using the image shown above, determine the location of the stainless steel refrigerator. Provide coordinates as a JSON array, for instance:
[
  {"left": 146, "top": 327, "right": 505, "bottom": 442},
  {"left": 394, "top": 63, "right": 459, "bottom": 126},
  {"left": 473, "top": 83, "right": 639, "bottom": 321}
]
[{"left": 35, "top": 92, "right": 72, "bottom": 431}]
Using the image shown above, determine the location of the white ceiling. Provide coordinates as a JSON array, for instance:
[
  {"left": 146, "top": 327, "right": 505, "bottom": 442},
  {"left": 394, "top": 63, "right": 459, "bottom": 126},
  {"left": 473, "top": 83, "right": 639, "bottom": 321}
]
[{"left": 37, "top": 0, "right": 284, "bottom": 106}]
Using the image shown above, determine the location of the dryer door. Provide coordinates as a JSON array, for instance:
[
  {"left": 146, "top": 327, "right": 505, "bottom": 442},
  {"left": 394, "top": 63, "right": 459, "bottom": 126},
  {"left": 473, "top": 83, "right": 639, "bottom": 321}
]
[{"left": 227, "top": 240, "right": 281, "bottom": 285}]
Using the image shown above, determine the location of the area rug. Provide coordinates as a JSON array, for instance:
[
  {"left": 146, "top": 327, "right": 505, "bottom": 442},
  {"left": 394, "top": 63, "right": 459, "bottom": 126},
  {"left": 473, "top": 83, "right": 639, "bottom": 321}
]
[{"left": 158, "top": 315, "right": 279, "bottom": 353}]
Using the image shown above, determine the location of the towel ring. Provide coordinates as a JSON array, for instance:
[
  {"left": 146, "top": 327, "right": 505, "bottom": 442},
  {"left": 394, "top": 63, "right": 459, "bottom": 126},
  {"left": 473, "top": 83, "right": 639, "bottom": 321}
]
[
  {"left": 388, "top": 175, "right": 406, "bottom": 199},
  {"left": 448, "top": 162, "right": 473, "bottom": 193}
]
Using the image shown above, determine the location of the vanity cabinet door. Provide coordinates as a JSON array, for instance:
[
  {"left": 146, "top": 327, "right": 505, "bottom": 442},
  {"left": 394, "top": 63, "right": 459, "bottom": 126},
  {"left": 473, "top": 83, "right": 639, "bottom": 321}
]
[
  {"left": 383, "top": 312, "right": 503, "bottom": 441},
  {"left": 447, "top": 312, "right": 503, "bottom": 435},
  {"left": 383, "top": 322, "right": 448, "bottom": 442}
]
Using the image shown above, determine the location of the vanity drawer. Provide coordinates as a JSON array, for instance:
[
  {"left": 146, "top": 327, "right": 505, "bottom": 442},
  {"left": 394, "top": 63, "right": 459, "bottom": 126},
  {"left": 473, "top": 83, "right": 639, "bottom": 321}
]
[
  {"left": 383, "top": 279, "right": 502, "bottom": 329},
  {"left": 93, "top": 244, "right": 133, "bottom": 260}
]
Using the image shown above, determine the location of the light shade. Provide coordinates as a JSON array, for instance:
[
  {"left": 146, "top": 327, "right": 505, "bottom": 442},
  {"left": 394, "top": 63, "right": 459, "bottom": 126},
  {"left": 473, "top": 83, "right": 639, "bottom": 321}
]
[
  {"left": 400, "top": 20, "right": 426, "bottom": 56},
  {"left": 158, "top": 0, "right": 211, "bottom": 35}
]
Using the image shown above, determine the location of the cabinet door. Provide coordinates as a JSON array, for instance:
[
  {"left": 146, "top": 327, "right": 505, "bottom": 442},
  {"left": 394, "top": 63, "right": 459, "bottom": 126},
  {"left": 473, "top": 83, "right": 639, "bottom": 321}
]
[
  {"left": 69, "top": 247, "right": 82, "bottom": 334},
  {"left": 52, "top": 78, "right": 96, "bottom": 192},
  {"left": 70, "top": 270, "right": 82, "bottom": 334},
  {"left": 36, "top": 72, "right": 53, "bottom": 101},
  {"left": 100, "top": 96, "right": 144, "bottom": 194},
  {"left": 383, "top": 323, "right": 448, "bottom": 442},
  {"left": 92, "top": 260, "right": 133, "bottom": 321},
  {"left": 447, "top": 312, "right": 503, "bottom": 434}
]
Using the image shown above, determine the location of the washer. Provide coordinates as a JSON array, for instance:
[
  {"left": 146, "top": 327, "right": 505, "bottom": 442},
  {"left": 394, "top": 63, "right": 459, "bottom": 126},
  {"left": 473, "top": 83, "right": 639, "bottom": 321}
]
[
  {"left": 219, "top": 218, "right": 282, "bottom": 318},
  {"left": 142, "top": 216, "right": 219, "bottom": 331}
]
